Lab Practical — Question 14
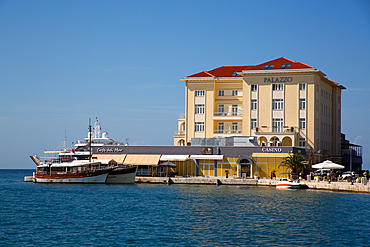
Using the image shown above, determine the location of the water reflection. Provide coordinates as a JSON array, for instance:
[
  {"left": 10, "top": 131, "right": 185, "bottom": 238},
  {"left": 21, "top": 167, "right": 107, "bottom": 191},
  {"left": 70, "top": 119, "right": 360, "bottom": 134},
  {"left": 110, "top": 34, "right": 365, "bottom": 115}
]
[{"left": 1, "top": 170, "right": 370, "bottom": 246}]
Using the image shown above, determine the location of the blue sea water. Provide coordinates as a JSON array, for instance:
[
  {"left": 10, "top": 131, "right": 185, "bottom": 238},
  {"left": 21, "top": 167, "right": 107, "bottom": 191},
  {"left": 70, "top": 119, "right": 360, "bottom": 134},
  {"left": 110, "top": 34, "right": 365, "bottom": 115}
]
[{"left": 0, "top": 169, "right": 370, "bottom": 246}]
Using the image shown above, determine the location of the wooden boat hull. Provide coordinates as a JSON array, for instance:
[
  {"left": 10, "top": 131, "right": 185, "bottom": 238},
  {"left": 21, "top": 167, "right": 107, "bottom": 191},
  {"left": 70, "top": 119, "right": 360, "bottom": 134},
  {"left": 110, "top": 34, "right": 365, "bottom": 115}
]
[{"left": 33, "top": 170, "right": 109, "bottom": 183}]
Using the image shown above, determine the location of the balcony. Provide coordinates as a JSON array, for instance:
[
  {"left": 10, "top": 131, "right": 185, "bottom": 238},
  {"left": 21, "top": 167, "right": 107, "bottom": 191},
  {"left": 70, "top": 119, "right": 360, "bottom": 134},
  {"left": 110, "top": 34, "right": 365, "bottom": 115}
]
[
  {"left": 252, "top": 126, "right": 297, "bottom": 135},
  {"left": 214, "top": 129, "right": 242, "bottom": 136},
  {"left": 251, "top": 126, "right": 298, "bottom": 147},
  {"left": 213, "top": 111, "right": 242, "bottom": 120},
  {"left": 174, "top": 130, "right": 185, "bottom": 136}
]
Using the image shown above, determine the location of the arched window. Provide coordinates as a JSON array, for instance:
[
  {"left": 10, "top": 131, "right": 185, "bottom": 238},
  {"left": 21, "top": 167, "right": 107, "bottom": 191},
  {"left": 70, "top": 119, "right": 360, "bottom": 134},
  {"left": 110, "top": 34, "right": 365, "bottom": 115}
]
[{"left": 270, "top": 137, "right": 280, "bottom": 146}]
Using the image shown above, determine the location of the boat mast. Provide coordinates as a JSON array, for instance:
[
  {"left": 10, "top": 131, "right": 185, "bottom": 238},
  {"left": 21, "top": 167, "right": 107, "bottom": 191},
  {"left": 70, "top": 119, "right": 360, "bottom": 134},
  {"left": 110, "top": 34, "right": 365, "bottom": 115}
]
[
  {"left": 89, "top": 118, "right": 92, "bottom": 162},
  {"left": 63, "top": 130, "right": 67, "bottom": 152}
]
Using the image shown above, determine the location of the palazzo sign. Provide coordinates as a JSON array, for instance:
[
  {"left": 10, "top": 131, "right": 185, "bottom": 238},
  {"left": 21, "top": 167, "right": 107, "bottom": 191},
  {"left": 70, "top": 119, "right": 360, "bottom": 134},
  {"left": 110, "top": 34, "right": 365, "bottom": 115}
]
[
  {"left": 264, "top": 77, "right": 292, "bottom": 83},
  {"left": 261, "top": 147, "right": 282, "bottom": 153}
]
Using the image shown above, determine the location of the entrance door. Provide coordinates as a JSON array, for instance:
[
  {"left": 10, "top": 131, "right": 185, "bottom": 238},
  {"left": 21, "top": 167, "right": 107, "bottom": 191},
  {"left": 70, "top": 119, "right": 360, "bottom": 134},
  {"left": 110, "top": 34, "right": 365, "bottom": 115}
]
[{"left": 241, "top": 163, "right": 251, "bottom": 178}]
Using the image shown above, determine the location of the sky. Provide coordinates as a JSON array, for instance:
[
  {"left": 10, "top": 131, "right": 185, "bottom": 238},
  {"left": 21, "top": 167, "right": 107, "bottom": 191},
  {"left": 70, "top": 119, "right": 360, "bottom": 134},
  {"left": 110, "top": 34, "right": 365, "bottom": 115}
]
[{"left": 0, "top": 0, "right": 369, "bottom": 169}]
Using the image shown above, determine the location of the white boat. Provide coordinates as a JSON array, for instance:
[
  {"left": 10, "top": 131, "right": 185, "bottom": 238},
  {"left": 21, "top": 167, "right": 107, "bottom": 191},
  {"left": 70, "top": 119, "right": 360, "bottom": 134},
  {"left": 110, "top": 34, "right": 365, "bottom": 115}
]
[
  {"left": 30, "top": 155, "right": 114, "bottom": 183},
  {"left": 276, "top": 178, "right": 309, "bottom": 189},
  {"left": 71, "top": 118, "right": 124, "bottom": 157},
  {"left": 30, "top": 119, "right": 137, "bottom": 184}
]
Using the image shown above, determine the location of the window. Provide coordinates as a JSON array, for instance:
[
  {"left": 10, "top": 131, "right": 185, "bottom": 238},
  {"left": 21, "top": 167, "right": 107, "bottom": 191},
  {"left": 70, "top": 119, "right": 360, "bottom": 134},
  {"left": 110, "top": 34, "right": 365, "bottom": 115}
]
[
  {"left": 272, "top": 84, "right": 284, "bottom": 90},
  {"left": 299, "top": 83, "right": 306, "bottom": 90},
  {"left": 299, "top": 138, "right": 306, "bottom": 147},
  {"left": 218, "top": 123, "right": 224, "bottom": 133},
  {"left": 232, "top": 105, "right": 238, "bottom": 116},
  {"left": 280, "top": 64, "right": 291, "bottom": 69},
  {"left": 218, "top": 90, "right": 224, "bottom": 96},
  {"left": 270, "top": 137, "right": 280, "bottom": 146},
  {"left": 251, "top": 100, "right": 257, "bottom": 110},
  {"left": 218, "top": 105, "right": 224, "bottom": 116},
  {"left": 232, "top": 90, "right": 238, "bottom": 96},
  {"left": 272, "top": 119, "right": 283, "bottom": 132},
  {"left": 232, "top": 122, "right": 238, "bottom": 132},
  {"left": 263, "top": 64, "right": 274, "bottom": 69},
  {"left": 299, "top": 99, "right": 306, "bottom": 109},
  {"left": 299, "top": 118, "right": 306, "bottom": 129},
  {"left": 195, "top": 122, "right": 204, "bottom": 132},
  {"left": 272, "top": 99, "right": 283, "bottom": 110},
  {"left": 231, "top": 71, "right": 241, "bottom": 76},
  {"left": 251, "top": 85, "right": 258, "bottom": 91},
  {"left": 251, "top": 119, "right": 257, "bottom": 129},
  {"left": 195, "top": 90, "right": 204, "bottom": 97},
  {"left": 195, "top": 104, "right": 204, "bottom": 114}
]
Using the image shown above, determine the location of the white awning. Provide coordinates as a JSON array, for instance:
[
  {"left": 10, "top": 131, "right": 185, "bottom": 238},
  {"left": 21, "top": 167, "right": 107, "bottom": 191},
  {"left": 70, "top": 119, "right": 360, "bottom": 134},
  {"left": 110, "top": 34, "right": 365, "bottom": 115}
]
[
  {"left": 160, "top": 155, "right": 189, "bottom": 161},
  {"left": 123, "top": 154, "right": 161, "bottom": 166},
  {"left": 92, "top": 154, "right": 126, "bottom": 164},
  {"left": 190, "top": 155, "right": 224, "bottom": 160}
]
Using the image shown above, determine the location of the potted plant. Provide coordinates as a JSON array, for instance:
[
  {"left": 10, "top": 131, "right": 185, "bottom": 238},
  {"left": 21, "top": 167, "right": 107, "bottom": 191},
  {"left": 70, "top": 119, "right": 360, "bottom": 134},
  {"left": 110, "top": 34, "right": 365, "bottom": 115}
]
[{"left": 225, "top": 170, "right": 229, "bottom": 178}]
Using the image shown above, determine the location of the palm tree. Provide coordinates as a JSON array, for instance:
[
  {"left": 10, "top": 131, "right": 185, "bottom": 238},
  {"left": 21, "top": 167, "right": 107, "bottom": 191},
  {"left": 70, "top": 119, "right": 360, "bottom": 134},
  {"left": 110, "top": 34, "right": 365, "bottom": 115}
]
[{"left": 279, "top": 153, "right": 307, "bottom": 174}]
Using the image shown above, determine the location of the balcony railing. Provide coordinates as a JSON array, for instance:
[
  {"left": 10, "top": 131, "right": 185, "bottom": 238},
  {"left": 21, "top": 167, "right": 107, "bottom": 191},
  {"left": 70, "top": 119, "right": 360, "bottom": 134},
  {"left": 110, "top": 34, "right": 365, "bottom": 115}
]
[
  {"left": 174, "top": 130, "right": 185, "bottom": 136},
  {"left": 253, "top": 126, "right": 297, "bottom": 134},
  {"left": 178, "top": 114, "right": 185, "bottom": 119},
  {"left": 214, "top": 112, "right": 242, "bottom": 117},
  {"left": 214, "top": 130, "right": 242, "bottom": 134}
]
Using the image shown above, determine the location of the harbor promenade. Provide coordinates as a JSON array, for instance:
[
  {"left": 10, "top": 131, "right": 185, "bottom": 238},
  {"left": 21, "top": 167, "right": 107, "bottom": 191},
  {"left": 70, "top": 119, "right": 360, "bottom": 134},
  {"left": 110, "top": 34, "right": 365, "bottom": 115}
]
[{"left": 135, "top": 176, "right": 370, "bottom": 193}]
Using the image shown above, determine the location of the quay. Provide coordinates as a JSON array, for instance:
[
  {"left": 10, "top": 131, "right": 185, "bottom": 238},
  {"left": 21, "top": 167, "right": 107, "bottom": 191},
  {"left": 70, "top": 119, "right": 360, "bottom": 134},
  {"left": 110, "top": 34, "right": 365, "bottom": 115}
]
[
  {"left": 25, "top": 174, "right": 370, "bottom": 193},
  {"left": 135, "top": 176, "right": 370, "bottom": 193}
]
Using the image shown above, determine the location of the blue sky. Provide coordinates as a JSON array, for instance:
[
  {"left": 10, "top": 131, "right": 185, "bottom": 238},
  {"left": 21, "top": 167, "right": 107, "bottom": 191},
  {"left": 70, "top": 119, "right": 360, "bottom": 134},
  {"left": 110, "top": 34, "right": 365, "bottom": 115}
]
[{"left": 0, "top": 0, "right": 369, "bottom": 169}]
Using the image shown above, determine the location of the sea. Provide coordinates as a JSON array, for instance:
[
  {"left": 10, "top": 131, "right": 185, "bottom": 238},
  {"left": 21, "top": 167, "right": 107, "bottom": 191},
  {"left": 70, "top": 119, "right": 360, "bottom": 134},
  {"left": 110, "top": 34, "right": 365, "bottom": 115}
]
[{"left": 1, "top": 169, "right": 369, "bottom": 247}]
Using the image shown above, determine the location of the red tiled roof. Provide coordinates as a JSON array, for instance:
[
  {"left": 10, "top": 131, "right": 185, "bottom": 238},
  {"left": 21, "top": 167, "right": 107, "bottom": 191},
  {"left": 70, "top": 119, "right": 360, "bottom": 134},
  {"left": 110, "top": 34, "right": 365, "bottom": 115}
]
[
  {"left": 327, "top": 78, "right": 346, "bottom": 89},
  {"left": 186, "top": 57, "right": 314, "bottom": 78},
  {"left": 244, "top": 57, "right": 314, "bottom": 70},
  {"left": 185, "top": 57, "right": 345, "bottom": 89},
  {"left": 187, "top": 65, "right": 255, "bottom": 77}
]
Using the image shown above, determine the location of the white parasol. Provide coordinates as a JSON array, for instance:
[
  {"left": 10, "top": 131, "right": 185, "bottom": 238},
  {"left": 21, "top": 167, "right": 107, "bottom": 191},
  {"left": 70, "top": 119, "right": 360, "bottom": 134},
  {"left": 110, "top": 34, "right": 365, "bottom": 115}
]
[{"left": 312, "top": 160, "right": 345, "bottom": 169}]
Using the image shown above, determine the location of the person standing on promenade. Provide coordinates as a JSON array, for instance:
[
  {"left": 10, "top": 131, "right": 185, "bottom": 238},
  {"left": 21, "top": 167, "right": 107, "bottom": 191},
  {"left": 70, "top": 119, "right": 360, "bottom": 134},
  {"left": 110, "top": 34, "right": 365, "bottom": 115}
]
[{"left": 271, "top": 170, "right": 276, "bottom": 180}]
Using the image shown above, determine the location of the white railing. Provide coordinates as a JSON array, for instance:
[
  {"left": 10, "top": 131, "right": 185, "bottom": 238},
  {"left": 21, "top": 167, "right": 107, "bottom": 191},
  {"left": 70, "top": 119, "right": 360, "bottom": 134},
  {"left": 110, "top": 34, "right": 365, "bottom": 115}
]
[
  {"left": 174, "top": 130, "right": 185, "bottom": 135},
  {"left": 253, "top": 126, "right": 297, "bottom": 134},
  {"left": 214, "top": 112, "right": 242, "bottom": 117},
  {"left": 214, "top": 130, "right": 242, "bottom": 134}
]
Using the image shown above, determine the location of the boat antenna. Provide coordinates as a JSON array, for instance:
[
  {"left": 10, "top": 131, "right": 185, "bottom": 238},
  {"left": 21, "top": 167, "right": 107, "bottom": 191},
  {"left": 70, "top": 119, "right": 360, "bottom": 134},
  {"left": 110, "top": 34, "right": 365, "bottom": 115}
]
[{"left": 89, "top": 118, "right": 92, "bottom": 162}]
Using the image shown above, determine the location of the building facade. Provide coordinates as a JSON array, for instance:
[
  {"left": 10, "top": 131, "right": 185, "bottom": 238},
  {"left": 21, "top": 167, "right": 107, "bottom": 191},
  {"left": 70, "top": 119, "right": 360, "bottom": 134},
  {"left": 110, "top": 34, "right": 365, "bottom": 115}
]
[
  {"left": 174, "top": 57, "right": 345, "bottom": 166},
  {"left": 92, "top": 145, "right": 306, "bottom": 179}
]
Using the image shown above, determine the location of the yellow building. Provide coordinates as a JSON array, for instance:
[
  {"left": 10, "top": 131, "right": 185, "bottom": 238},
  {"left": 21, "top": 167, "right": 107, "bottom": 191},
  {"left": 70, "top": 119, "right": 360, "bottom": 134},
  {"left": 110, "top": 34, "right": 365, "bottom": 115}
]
[{"left": 174, "top": 57, "right": 345, "bottom": 169}]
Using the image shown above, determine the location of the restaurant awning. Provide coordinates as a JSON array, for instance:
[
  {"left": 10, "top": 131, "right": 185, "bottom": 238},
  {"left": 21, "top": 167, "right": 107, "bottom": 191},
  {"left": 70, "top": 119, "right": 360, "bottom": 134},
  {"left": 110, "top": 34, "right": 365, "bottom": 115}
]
[
  {"left": 189, "top": 155, "right": 224, "bottom": 160},
  {"left": 92, "top": 154, "right": 126, "bottom": 164},
  {"left": 160, "top": 155, "right": 189, "bottom": 161},
  {"left": 123, "top": 154, "right": 161, "bottom": 166}
]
